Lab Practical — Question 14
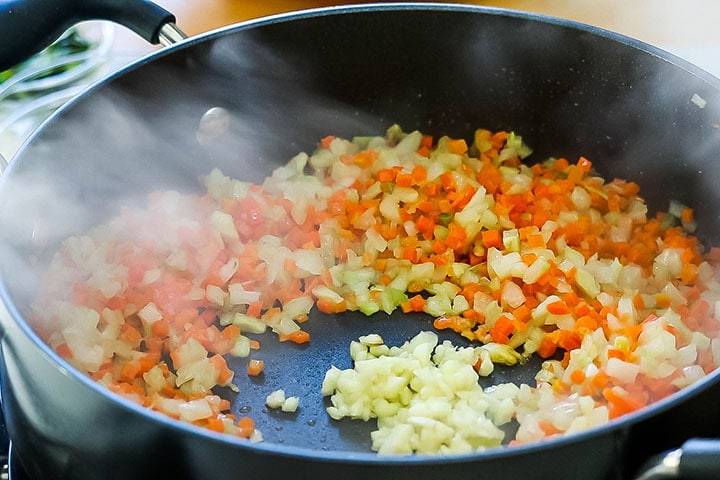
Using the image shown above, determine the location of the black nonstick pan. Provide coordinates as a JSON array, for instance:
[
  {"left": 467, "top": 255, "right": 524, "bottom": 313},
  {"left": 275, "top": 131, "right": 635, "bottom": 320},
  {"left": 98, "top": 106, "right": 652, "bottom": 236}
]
[{"left": 1, "top": 2, "right": 720, "bottom": 479}]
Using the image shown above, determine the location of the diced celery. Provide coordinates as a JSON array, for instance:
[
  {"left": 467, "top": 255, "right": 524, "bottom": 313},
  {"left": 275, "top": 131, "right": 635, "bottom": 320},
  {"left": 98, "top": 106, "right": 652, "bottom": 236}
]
[
  {"left": 312, "top": 285, "right": 345, "bottom": 304},
  {"left": 503, "top": 228, "right": 520, "bottom": 252},
  {"left": 230, "top": 335, "right": 251, "bottom": 357},
  {"left": 228, "top": 283, "right": 260, "bottom": 305},
  {"left": 394, "top": 129, "right": 422, "bottom": 155},
  {"left": 575, "top": 268, "right": 601, "bottom": 298},
  {"left": 451, "top": 294, "right": 470, "bottom": 314},
  {"left": 479, "top": 343, "right": 524, "bottom": 366},
  {"left": 380, "top": 287, "right": 409, "bottom": 314},
  {"left": 232, "top": 313, "right": 268, "bottom": 334},
  {"left": 454, "top": 187, "right": 489, "bottom": 228},
  {"left": 425, "top": 294, "right": 452, "bottom": 317},
  {"left": 523, "top": 257, "right": 551, "bottom": 284},
  {"left": 309, "top": 148, "right": 335, "bottom": 169},
  {"left": 428, "top": 281, "right": 461, "bottom": 299},
  {"left": 359, "top": 300, "right": 381, "bottom": 316},
  {"left": 342, "top": 267, "right": 378, "bottom": 285},
  {"left": 487, "top": 248, "right": 523, "bottom": 281},
  {"left": 433, "top": 225, "right": 449, "bottom": 240}
]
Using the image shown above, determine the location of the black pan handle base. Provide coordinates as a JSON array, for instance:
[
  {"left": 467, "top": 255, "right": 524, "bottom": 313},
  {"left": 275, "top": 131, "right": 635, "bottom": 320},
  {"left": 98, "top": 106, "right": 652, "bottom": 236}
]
[
  {"left": 634, "top": 439, "right": 720, "bottom": 480},
  {"left": 0, "top": 0, "right": 179, "bottom": 71}
]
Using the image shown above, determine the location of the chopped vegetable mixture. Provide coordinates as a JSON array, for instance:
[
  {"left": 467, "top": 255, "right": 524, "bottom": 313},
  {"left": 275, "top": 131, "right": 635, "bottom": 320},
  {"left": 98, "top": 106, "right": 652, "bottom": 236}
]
[{"left": 32, "top": 126, "right": 720, "bottom": 452}]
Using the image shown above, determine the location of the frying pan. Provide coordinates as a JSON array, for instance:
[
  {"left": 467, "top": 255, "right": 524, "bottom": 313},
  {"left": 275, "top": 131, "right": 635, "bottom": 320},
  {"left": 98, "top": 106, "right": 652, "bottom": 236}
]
[{"left": 1, "top": 2, "right": 720, "bottom": 479}]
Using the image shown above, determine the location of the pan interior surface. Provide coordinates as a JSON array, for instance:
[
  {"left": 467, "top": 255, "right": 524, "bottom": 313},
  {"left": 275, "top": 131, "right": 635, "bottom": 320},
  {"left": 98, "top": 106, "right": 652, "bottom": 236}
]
[{"left": 2, "top": 3, "right": 720, "bottom": 466}]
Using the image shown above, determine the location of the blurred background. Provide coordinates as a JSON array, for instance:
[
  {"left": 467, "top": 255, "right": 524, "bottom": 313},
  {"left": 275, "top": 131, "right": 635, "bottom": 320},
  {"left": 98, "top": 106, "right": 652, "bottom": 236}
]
[{"left": 1, "top": 0, "right": 719, "bottom": 160}]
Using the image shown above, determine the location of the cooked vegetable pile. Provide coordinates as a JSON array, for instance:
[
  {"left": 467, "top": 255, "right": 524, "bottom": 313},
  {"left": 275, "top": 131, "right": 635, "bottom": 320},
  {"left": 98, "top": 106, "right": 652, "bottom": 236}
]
[{"left": 32, "top": 126, "right": 720, "bottom": 452}]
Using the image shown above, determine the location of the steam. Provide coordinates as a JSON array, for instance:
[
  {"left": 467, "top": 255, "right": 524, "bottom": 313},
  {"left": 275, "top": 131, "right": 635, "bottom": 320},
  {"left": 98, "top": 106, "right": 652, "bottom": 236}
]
[
  {"left": 0, "top": 30, "right": 384, "bottom": 322},
  {"left": 1, "top": 5, "right": 720, "bottom": 335}
]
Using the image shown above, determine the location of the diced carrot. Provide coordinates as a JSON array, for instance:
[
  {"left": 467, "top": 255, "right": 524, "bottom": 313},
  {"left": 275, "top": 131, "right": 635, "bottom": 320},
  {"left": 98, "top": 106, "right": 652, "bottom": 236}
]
[
  {"left": 592, "top": 370, "right": 610, "bottom": 389},
  {"left": 206, "top": 417, "right": 225, "bottom": 433},
  {"left": 412, "top": 165, "right": 428, "bottom": 183},
  {"left": 539, "top": 422, "right": 564, "bottom": 436},
  {"left": 603, "top": 387, "right": 646, "bottom": 419},
  {"left": 320, "top": 135, "right": 335, "bottom": 149},
  {"left": 554, "top": 158, "right": 569, "bottom": 171},
  {"left": 56, "top": 342, "right": 73, "bottom": 360},
  {"left": 279, "top": 330, "right": 310, "bottom": 344},
  {"left": 284, "top": 258, "right": 297, "bottom": 275},
  {"left": 434, "top": 315, "right": 474, "bottom": 333},
  {"left": 574, "top": 315, "right": 598, "bottom": 332},
  {"left": 537, "top": 336, "right": 558, "bottom": 358},
  {"left": 490, "top": 315, "right": 515, "bottom": 344},
  {"left": 440, "top": 172, "right": 456, "bottom": 190},
  {"left": 121, "top": 325, "right": 143, "bottom": 344},
  {"left": 681, "top": 263, "right": 698, "bottom": 284},
  {"left": 447, "top": 138, "right": 468, "bottom": 155},
  {"left": 521, "top": 253, "right": 538, "bottom": 266},
  {"left": 237, "top": 417, "right": 255, "bottom": 438},
  {"left": 353, "top": 150, "right": 376, "bottom": 168},
  {"left": 512, "top": 304, "right": 532, "bottom": 323},
  {"left": 401, "top": 294, "right": 427, "bottom": 313},
  {"left": 246, "top": 301, "right": 263, "bottom": 318},
  {"left": 681, "top": 207, "right": 694, "bottom": 224},
  {"left": 480, "top": 229, "right": 503, "bottom": 249},
  {"left": 576, "top": 156, "right": 592, "bottom": 172},
  {"left": 209, "top": 354, "right": 234, "bottom": 385},
  {"left": 547, "top": 300, "right": 571, "bottom": 316},
  {"left": 445, "top": 223, "right": 468, "bottom": 250},
  {"left": 222, "top": 324, "right": 241, "bottom": 341},
  {"left": 395, "top": 173, "right": 413, "bottom": 188},
  {"left": 247, "top": 359, "right": 265, "bottom": 376},
  {"left": 316, "top": 298, "right": 347, "bottom": 314},
  {"left": 655, "top": 293, "right": 671, "bottom": 309},
  {"left": 632, "top": 293, "right": 645, "bottom": 310},
  {"left": 415, "top": 215, "right": 436, "bottom": 237},
  {"left": 377, "top": 168, "right": 397, "bottom": 183},
  {"left": 424, "top": 182, "right": 441, "bottom": 197},
  {"left": 151, "top": 319, "right": 170, "bottom": 337},
  {"left": 569, "top": 369, "right": 586, "bottom": 384},
  {"left": 526, "top": 233, "right": 546, "bottom": 248},
  {"left": 120, "top": 361, "right": 142, "bottom": 383}
]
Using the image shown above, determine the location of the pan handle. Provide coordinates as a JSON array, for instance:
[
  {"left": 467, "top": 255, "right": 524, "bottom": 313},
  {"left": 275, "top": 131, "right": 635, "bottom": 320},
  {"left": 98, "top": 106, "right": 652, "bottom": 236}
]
[
  {"left": 634, "top": 438, "right": 720, "bottom": 480},
  {"left": 0, "top": 0, "right": 185, "bottom": 72}
]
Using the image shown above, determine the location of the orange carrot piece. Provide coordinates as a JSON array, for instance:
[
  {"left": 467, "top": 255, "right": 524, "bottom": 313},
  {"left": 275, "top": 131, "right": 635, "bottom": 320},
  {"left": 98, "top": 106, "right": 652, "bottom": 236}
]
[
  {"left": 480, "top": 229, "right": 503, "bottom": 248},
  {"left": 237, "top": 417, "right": 255, "bottom": 438},
  {"left": 490, "top": 315, "right": 515, "bottom": 344},
  {"left": 206, "top": 417, "right": 225, "bottom": 433},
  {"left": 603, "top": 387, "right": 646, "bottom": 419},
  {"left": 247, "top": 359, "right": 265, "bottom": 376},
  {"left": 279, "top": 330, "right": 311, "bottom": 344},
  {"left": 447, "top": 138, "right": 468, "bottom": 155},
  {"left": 547, "top": 300, "right": 571, "bottom": 316},
  {"left": 209, "top": 354, "right": 234, "bottom": 385},
  {"left": 320, "top": 135, "right": 335, "bottom": 149},
  {"left": 569, "top": 369, "right": 586, "bottom": 385},
  {"left": 56, "top": 342, "right": 74, "bottom": 360},
  {"left": 395, "top": 173, "right": 413, "bottom": 188}
]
